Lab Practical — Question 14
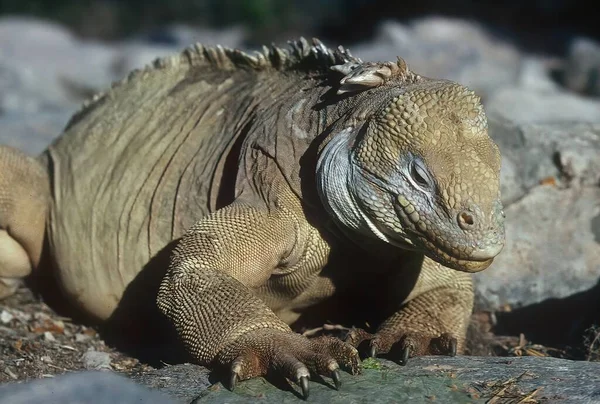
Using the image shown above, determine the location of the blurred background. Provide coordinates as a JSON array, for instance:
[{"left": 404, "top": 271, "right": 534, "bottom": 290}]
[{"left": 1, "top": 0, "right": 599, "bottom": 50}]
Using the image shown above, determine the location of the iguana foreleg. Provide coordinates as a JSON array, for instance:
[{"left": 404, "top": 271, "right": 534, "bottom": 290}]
[
  {"left": 0, "top": 146, "right": 48, "bottom": 298},
  {"left": 347, "top": 258, "right": 473, "bottom": 363},
  {"left": 157, "top": 197, "right": 359, "bottom": 397}
]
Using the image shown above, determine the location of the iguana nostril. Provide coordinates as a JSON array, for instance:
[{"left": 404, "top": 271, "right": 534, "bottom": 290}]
[{"left": 458, "top": 211, "right": 474, "bottom": 230}]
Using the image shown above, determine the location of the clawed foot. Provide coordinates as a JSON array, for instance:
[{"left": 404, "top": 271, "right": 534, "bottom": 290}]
[
  {"left": 222, "top": 329, "right": 361, "bottom": 398},
  {"left": 346, "top": 328, "right": 457, "bottom": 365}
]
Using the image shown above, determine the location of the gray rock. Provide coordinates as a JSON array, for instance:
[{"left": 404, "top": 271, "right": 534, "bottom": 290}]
[
  {"left": 130, "top": 363, "right": 212, "bottom": 402},
  {"left": 131, "top": 357, "right": 600, "bottom": 403},
  {"left": 351, "top": 18, "right": 522, "bottom": 99},
  {"left": 4, "top": 356, "right": 598, "bottom": 403},
  {"left": 0, "top": 110, "right": 70, "bottom": 155},
  {"left": 0, "top": 17, "right": 117, "bottom": 113},
  {"left": 140, "top": 24, "right": 246, "bottom": 48},
  {"left": 111, "top": 42, "right": 181, "bottom": 79},
  {"left": 477, "top": 185, "right": 600, "bottom": 309},
  {"left": 485, "top": 87, "right": 600, "bottom": 124},
  {"left": 563, "top": 37, "right": 600, "bottom": 97},
  {"left": 81, "top": 350, "right": 112, "bottom": 371},
  {"left": 517, "top": 56, "right": 561, "bottom": 92},
  {"left": 475, "top": 120, "right": 600, "bottom": 309},
  {"left": 490, "top": 120, "right": 600, "bottom": 203},
  {"left": 0, "top": 371, "right": 175, "bottom": 404}
]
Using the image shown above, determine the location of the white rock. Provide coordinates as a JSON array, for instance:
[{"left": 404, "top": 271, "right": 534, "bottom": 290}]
[
  {"left": 476, "top": 120, "right": 600, "bottom": 309},
  {"left": 82, "top": 350, "right": 111, "bottom": 371},
  {"left": 485, "top": 87, "right": 600, "bottom": 124},
  {"left": 75, "top": 333, "right": 91, "bottom": 343},
  {"left": 351, "top": 17, "right": 522, "bottom": 98},
  {"left": 0, "top": 310, "right": 13, "bottom": 324},
  {"left": 564, "top": 37, "right": 600, "bottom": 96}
]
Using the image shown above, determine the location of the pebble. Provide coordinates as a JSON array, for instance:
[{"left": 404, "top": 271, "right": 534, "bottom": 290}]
[
  {"left": 3, "top": 367, "right": 17, "bottom": 380},
  {"left": 75, "top": 333, "right": 91, "bottom": 342},
  {"left": 43, "top": 331, "right": 55, "bottom": 342},
  {"left": 82, "top": 350, "right": 112, "bottom": 371},
  {"left": 0, "top": 310, "right": 13, "bottom": 324}
]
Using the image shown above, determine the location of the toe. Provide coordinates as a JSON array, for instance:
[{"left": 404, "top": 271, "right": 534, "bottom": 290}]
[
  {"left": 229, "top": 351, "right": 262, "bottom": 387},
  {"left": 299, "top": 375, "right": 310, "bottom": 399},
  {"left": 429, "top": 333, "right": 458, "bottom": 356},
  {"left": 313, "top": 336, "right": 361, "bottom": 375}
]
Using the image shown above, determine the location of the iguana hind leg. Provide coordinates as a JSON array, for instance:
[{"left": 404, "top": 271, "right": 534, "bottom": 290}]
[{"left": 0, "top": 146, "right": 49, "bottom": 298}]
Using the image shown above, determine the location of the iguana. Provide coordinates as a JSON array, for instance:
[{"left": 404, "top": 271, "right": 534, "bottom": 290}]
[{"left": 0, "top": 38, "right": 504, "bottom": 397}]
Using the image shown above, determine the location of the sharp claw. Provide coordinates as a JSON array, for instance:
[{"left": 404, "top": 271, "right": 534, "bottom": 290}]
[
  {"left": 399, "top": 346, "right": 410, "bottom": 366},
  {"left": 369, "top": 345, "right": 377, "bottom": 358},
  {"left": 332, "top": 369, "right": 342, "bottom": 390},
  {"left": 229, "top": 372, "right": 238, "bottom": 391},
  {"left": 299, "top": 375, "right": 310, "bottom": 399},
  {"left": 449, "top": 338, "right": 457, "bottom": 357}
]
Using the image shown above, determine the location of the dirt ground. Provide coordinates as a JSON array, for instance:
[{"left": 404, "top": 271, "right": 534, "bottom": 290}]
[
  {"left": 0, "top": 286, "right": 154, "bottom": 384},
  {"left": 0, "top": 284, "right": 595, "bottom": 385}
]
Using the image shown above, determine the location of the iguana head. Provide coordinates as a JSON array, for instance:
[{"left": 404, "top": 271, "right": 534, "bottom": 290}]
[{"left": 317, "top": 61, "right": 505, "bottom": 272}]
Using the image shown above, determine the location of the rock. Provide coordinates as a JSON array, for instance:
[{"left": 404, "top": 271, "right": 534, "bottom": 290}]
[
  {"left": 75, "top": 333, "right": 91, "bottom": 343},
  {"left": 140, "top": 24, "right": 246, "bottom": 48},
  {"left": 517, "top": 56, "right": 561, "bottom": 92},
  {"left": 0, "top": 371, "right": 175, "bottom": 404},
  {"left": 477, "top": 185, "right": 600, "bottom": 309},
  {"left": 111, "top": 43, "right": 180, "bottom": 79},
  {"left": 0, "top": 17, "right": 117, "bottom": 113},
  {"left": 138, "top": 357, "right": 600, "bottom": 403},
  {"left": 130, "top": 363, "right": 212, "bottom": 403},
  {"left": 475, "top": 120, "right": 600, "bottom": 310},
  {"left": 112, "top": 25, "right": 246, "bottom": 78},
  {"left": 563, "top": 37, "right": 600, "bottom": 97},
  {"left": 351, "top": 17, "right": 522, "bottom": 98},
  {"left": 82, "top": 350, "right": 112, "bottom": 371},
  {"left": 0, "top": 110, "right": 73, "bottom": 155},
  {"left": 43, "top": 331, "right": 56, "bottom": 342},
  {"left": 2, "top": 356, "right": 599, "bottom": 402},
  {"left": 0, "top": 310, "right": 13, "bottom": 324},
  {"left": 485, "top": 87, "right": 600, "bottom": 124},
  {"left": 490, "top": 120, "right": 600, "bottom": 203}
]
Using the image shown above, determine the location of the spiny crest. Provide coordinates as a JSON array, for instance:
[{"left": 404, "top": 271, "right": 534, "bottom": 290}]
[
  {"left": 176, "top": 37, "right": 361, "bottom": 73},
  {"left": 153, "top": 37, "right": 419, "bottom": 94}
]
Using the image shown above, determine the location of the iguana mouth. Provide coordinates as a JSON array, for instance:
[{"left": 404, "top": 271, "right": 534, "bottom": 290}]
[
  {"left": 422, "top": 239, "right": 495, "bottom": 273},
  {"left": 392, "top": 195, "right": 502, "bottom": 272},
  {"left": 385, "top": 228, "right": 494, "bottom": 273}
]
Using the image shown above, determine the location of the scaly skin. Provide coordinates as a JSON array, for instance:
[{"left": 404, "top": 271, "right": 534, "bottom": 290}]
[{"left": 0, "top": 39, "right": 504, "bottom": 398}]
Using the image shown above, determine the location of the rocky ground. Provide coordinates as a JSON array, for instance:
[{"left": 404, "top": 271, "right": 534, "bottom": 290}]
[{"left": 0, "top": 14, "right": 600, "bottom": 403}]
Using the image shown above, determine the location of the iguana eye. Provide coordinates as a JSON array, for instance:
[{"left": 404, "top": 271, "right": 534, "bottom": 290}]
[{"left": 409, "top": 159, "right": 432, "bottom": 190}]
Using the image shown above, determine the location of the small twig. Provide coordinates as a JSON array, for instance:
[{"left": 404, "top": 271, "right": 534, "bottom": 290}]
[
  {"left": 586, "top": 327, "right": 600, "bottom": 361},
  {"left": 46, "top": 363, "right": 68, "bottom": 371},
  {"left": 516, "top": 387, "right": 542, "bottom": 403},
  {"left": 486, "top": 385, "right": 509, "bottom": 404},
  {"left": 302, "top": 324, "right": 350, "bottom": 337}
]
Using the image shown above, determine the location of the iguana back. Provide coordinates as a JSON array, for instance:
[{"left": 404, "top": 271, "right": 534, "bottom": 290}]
[{"left": 43, "top": 50, "right": 265, "bottom": 319}]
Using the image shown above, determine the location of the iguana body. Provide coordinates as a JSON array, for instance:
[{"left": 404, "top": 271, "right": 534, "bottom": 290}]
[{"left": 0, "top": 39, "right": 504, "bottom": 396}]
